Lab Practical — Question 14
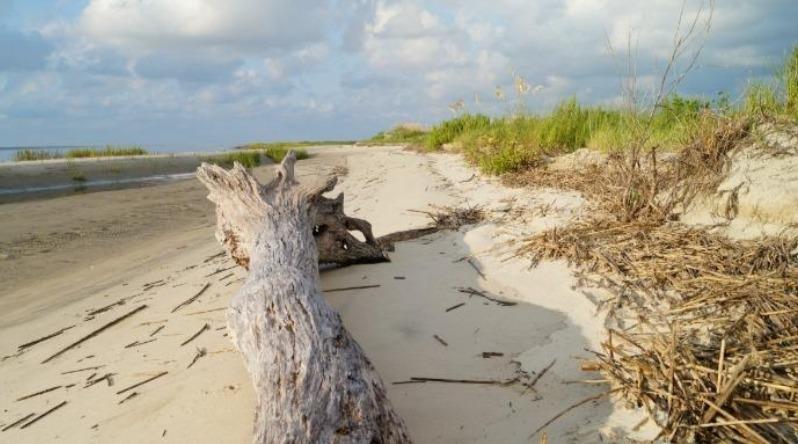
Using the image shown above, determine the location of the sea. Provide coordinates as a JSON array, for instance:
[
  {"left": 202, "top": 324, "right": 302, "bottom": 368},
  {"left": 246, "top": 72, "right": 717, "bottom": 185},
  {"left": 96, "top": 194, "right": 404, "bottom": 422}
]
[{"left": 0, "top": 145, "right": 224, "bottom": 162}]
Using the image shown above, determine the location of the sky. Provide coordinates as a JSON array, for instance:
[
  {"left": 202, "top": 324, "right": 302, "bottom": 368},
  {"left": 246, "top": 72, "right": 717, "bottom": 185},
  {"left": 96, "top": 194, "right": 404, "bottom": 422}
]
[{"left": 0, "top": 0, "right": 796, "bottom": 149}]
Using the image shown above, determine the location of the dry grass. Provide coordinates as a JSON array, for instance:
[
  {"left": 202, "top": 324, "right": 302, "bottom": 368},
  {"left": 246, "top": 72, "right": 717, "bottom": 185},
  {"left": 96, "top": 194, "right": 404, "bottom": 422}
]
[{"left": 506, "top": 115, "right": 798, "bottom": 442}]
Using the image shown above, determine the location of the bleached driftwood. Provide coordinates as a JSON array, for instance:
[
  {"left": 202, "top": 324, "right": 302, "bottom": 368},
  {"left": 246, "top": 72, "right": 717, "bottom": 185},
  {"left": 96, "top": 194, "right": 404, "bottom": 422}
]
[
  {"left": 196, "top": 153, "right": 410, "bottom": 443},
  {"left": 200, "top": 156, "right": 385, "bottom": 269}
]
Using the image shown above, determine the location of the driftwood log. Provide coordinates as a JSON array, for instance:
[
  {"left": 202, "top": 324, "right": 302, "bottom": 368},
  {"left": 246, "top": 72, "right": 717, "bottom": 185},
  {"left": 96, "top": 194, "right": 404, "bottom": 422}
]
[
  {"left": 201, "top": 156, "right": 386, "bottom": 269},
  {"left": 196, "top": 153, "right": 410, "bottom": 443}
]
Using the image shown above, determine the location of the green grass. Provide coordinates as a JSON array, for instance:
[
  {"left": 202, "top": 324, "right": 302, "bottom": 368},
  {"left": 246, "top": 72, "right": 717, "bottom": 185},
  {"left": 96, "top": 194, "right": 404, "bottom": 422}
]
[
  {"left": 366, "top": 125, "right": 428, "bottom": 145},
  {"left": 14, "top": 149, "right": 61, "bottom": 161},
  {"left": 261, "top": 147, "right": 309, "bottom": 163},
  {"left": 64, "top": 145, "right": 148, "bottom": 158},
  {"left": 239, "top": 140, "right": 353, "bottom": 151},
  {"left": 426, "top": 114, "right": 491, "bottom": 150},
  {"left": 202, "top": 151, "right": 263, "bottom": 169}
]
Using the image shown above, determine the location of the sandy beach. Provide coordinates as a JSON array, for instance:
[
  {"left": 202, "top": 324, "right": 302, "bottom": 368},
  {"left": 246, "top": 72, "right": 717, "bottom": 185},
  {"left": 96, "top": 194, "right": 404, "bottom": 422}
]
[{"left": 0, "top": 146, "right": 651, "bottom": 443}]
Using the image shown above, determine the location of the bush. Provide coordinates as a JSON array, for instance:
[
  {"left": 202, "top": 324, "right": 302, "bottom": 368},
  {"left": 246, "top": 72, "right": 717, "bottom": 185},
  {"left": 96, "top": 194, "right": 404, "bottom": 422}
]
[{"left": 426, "top": 114, "right": 491, "bottom": 150}]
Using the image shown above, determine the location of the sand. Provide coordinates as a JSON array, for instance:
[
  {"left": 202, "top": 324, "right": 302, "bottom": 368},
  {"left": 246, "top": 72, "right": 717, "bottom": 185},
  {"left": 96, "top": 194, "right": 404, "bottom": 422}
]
[{"left": 0, "top": 146, "right": 651, "bottom": 442}]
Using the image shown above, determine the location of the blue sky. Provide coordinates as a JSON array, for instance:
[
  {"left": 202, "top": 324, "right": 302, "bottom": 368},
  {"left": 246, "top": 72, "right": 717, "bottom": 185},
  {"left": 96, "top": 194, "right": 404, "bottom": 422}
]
[{"left": 0, "top": 0, "right": 796, "bottom": 149}]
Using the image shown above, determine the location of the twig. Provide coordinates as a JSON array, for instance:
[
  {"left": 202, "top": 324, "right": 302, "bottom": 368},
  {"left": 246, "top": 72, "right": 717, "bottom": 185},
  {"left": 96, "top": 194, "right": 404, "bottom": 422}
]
[
  {"left": 18, "top": 325, "right": 75, "bottom": 351},
  {"left": 61, "top": 365, "right": 104, "bottom": 375},
  {"left": 116, "top": 371, "right": 168, "bottom": 395},
  {"left": 323, "top": 284, "right": 381, "bottom": 293},
  {"left": 118, "top": 392, "right": 138, "bottom": 405},
  {"left": 185, "top": 307, "right": 227, "bottom": 316},
  {"left": 205, "top": 266, "right": 236, "bottom": 278},
  {"left": 445, "top": 302, "right": 466, "bottom": 312},
  {"left": 433, "top": 335, "right": 448, "bottom": 347},
  {"left": 149, "top": 325, "right": 165, "bottom": 337},
  {"left": 187, "top": 348, "right": 207, "bottom": 369},
  {"left": 528, "top": 389, "right": 620, "bottom": 438},
  {"left": 87, "top": 299, "right": 127, "bottom": 317},
  {"left": 16, "top": 386, "right": 62, "bottom": 402},
  {"left": 124, "top": 338, "right": 156, "bottom": 349},
  {"left": 456, "top": 287, "right": 517, "bottom": 306},
  {"left": 466, "top": 258, "right": 487, "bottom": 279},
  {"left": 1, "top": 413, "right": 35, "bottom": 431},
  {"left": 481, "top": 352, "right": 504, "bottom": 358},
  {"left": 393, "top": 376, "right": 517, "bottom": 385},
  {"left": 20, "top": 401, "right": 68, "bottom": 429},
  {"left": 85, "top": 373, "right": 115, "bottom": 388},
  {"left": 203, "top": 251, "right": 225, "bottom": 263},
  {"left": 181, "top": 323, "right": 210, "bottom": 346},
  {"left": 42, "top": 305, "right": 148, "bottom": 364},
  {"left": 171, "top": 283, "right": 211, "bottom": 313},
  {"left": 529, "top": 359, "right": 557, "bottom": 388}
]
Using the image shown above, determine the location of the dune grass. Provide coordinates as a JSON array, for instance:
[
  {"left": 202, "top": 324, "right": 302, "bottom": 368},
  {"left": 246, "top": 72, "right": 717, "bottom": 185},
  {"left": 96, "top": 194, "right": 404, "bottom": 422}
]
[
  {"left": 367, "top": 45, "right": 798, "bottom": 175},
  {"left": 261, "top": 147, "right": 309, "bottom": 162},
  {"left": 14, "top": 149, "right": 62, "bottom": 161},
  {"left": 202, "top": 151, "right": 263, "bottom": 169},
  {"left": 239, "top": 140, "right": 352, "bottom": 152},
  {"left": 65, "top": 146, "right": 148, "bottom": 158},
  {"left": 366, "top": 125, "right": 428, "bottom": 145}
]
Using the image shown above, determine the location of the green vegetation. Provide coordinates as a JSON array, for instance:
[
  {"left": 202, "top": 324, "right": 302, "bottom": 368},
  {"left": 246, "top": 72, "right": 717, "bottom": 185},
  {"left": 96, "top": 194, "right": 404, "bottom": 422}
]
[
  {"left": 261, "top": 147, "right": 309, "bottom": 163},
  {"left": 239, "top": 140, "right": 352, "bottom": 151},
  {"left": 14, "top": 149, "right": 61, "bottom": 161},
  {"left": 366, "top": 125, "right": 428, "bottom": 145},
  {"left": 368, "top": 45, "right": 798, "bottom": 175},
  {"left": 65, "top": 146, "right": 148, "bottom": 158},
  {"left": 202, "top": 151, "right": 263, "bottom": 169}
]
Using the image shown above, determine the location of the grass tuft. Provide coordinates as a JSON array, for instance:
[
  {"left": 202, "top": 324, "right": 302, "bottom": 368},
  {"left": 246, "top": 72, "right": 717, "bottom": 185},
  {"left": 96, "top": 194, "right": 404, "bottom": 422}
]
[
  {"left": 65, "top": 146, "right": 148, "bottom": 159},
  {"left": 14, "top": 149, "right": 61, "bottom": 161}
]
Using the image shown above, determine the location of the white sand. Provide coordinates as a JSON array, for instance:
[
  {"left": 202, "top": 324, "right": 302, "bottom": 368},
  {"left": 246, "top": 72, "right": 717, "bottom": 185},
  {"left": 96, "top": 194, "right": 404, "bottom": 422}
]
[{"left": 0, "top": 146, "right": 651, "bottom": 442}]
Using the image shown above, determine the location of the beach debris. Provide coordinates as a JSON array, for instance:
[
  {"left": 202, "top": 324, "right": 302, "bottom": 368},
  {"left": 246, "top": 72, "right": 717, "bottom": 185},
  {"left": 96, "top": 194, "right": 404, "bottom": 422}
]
[
  {"left": 205, "top": 266, "right": 236, "bottom": 278},
  {"left": 445, "top": 302, "right": 466, "bottom": 312},
  {"left": 186, "top": 307, "right": 226, "bottom": 316},
  {"left": 322, "top": 284, "right": 381, "bottom": 293},
  {"left": 124, "top": 338, "right": 156, "bottom": 349},
  {"left": 393, "top": 276, "right": 406, "bottom": 280},
  {"left": 16, "top": 385, "right": 62, "bottom": 402},
  {"left": 393, "top": 376, "right": 517, "bottom": 385},
  {"left": 61, "top": 365, "right": 104, "bottom": 375},
  {"left": 85, "top": 373, "right": 115, "bottom": 388},
  {"left": 20, "top": 400, "right": 68, "bottom": 430},
  {"left": 42, "top": 305, "right": 148, "bottom": 364},
  {"left": 456, "top": 287, "right": 517, "bottom": 306},
  {"left": 149, "top": 325, "right": 165, "bottom": 337},
  {"left": 187, "top": 348, "right": 207, "bottom": 369},
  {"left": 480, "top": 352, "right": 503, "bottom": 358},
  {"left": 219, "top": 272, "right": 235, "bottom": 281},
  {"left": 2, "top": 413, "right": 36, "bottom": 432},
  {"left": 180, "top": 323, "right": 210, "bottom": 346},
  {"left": 171, "top": 282, "right": 211, "bottom": 313},
  {"left": 196, "top": 153, "right": 409, "bottom": 441},
  {"left": 18, "top": 325, "right": 76, "bottom": 351},
  {"left": 116, "top": 371, "right": 168, "bottom": 395},
  {"left": 86, "top": 298, "right": 127, "bottom": 317},
  {"left": 528, "top": 359, "right": 556, "bottom": 388},
  {"left": 143, "top": 280, "right": 166, "bottom": 291},
  {"left": 466, "top": 259, "right": 486, "bottom": 280},
  {"left": 433, "top": 335, "right": 448, "bottom": 347},
  {"left": 203, "top": 251, "right": 225, "bottom": 263},
  {"left": 528, "top": 389, "right": 619, "bottom": 439},
  {"left": 118, "top": 392, "right": 138, "bottom": 405}
]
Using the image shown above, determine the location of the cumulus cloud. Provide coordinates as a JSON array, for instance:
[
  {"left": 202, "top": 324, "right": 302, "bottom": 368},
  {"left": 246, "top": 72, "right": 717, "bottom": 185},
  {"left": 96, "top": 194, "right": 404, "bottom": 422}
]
[{"left": 0, "top": 0, "right": 796, "bottom": 146}]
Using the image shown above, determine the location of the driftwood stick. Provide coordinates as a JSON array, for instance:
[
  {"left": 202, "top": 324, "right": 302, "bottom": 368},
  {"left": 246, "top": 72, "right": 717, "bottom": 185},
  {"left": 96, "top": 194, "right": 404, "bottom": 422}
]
[
  {"left": 445, "top": 302, "right": 466, "bottom": 312},
  {"left": 528, "top": 389, "right": 620, "bottom": 439},
  {"left": 149, "top": 325, "right": 165, "bottom": 337},
  {"left": 116, "top": 371, "right": 168, "bottom": 395},
  {"left": 171, "top": 283, "right": 211, "bottom": 313},
  {"left": 118, "top": 392, "right": 138, "bottom": 405},
  {"left": 187, "top": 348, "right": 207, "bottom": 369},
  {"left": 2, "top": 413, "right": 35, "bottom": 432},
  {"left": 42, "top": 305, "right": 148, "bottom": 364},
  {"left": 18, "top": 325, "right": 75, "bottom": 351},
  {"left": 456, "top": 287, "right": 517, "bottom": 306},
  {"left": 433, "top": 335, "right": 449, "bottom": 347},
  {"left": 196, "top": 154, "right": 409, "bottom": 442},
  {"left": 466, "top": 258, "right": 487, "bottom": 280},
  {"left": 323, "top": 284, "right": 381, "bottom": 293},
  {"left": 61, "top": 365, "right": 104, "bottom": 375},
  {"left": 16, "top": 386, "right": 62, "bottom": 402},
  {"left": 529, "top": 359, "right": 557, "bottom": 388},
  {"left": 394, "top": 376, "right": 515, "bottom": 385},
  {"left": 20, "top": 401, "right": 68, "bottom": 429},
  {"left": 180, "top": 323, "right": 210, "bottom": 346}
]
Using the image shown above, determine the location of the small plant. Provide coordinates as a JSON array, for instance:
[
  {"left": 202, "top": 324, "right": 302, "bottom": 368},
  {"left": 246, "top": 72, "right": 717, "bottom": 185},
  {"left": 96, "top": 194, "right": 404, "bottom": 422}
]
[
  {"left": 65, "top": 145, "right": 148, "bottom": 158},
  {"left": 426, "top": 114, "right": 491, "bottom": 150},
  {"left": 14, "top": 149, "right": 61, "bottom": 161},
  {"left": 366, "top": 125, "right": 428, "bottom": 145},
  {"left": 203, "top": 151, "right": 262, "bottom": 168},
  {"left": 262, "top": 147, "right": 309, "bottom": 163}
]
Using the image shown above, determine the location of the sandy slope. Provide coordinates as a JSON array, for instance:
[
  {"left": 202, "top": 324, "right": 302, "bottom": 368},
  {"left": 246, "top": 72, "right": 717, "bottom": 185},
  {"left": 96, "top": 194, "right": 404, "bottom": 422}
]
[{"left": 0, "top": 146, "right": 650, "bottom": 443}]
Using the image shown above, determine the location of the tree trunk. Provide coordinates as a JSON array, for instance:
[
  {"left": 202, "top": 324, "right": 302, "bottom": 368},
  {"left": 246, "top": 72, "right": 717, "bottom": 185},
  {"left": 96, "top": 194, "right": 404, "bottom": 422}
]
[{"left": 196, "top": 153, "right": 411, "bottom": 443}]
